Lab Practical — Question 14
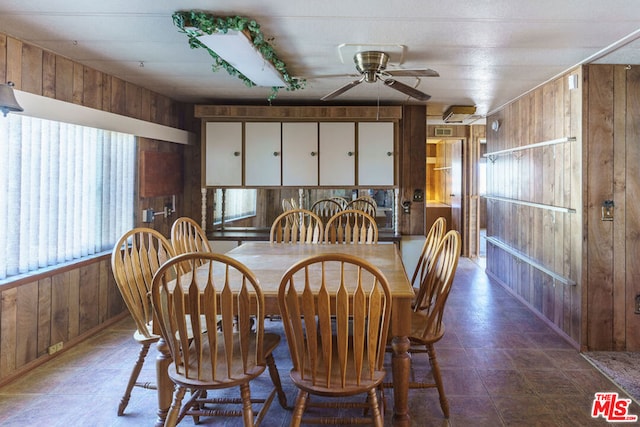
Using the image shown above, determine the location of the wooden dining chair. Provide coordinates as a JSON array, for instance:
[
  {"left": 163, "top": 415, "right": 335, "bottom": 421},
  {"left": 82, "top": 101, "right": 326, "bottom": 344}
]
[
  {"left": 171, "top": 216, "right": 212, "bottom": 255},
  {"left": 330, "top": 196, "right": 349, "bottom": 210},
  {"left": 310, "top": 198, "right": 343, "bottom": 224},
  {"left": 385, "top": 229, "right": 461, "bottom": 418},
  {"left": 110, "top": 227, "right": 175, "bottom": 416},
  {"left": 151, "top": 252, "right": 288, "bottom": 427},
  {"left": 171, "top": 216, "right": 212, "bottom": 273},
  {"left": 324, "top": 209, "right": 378, "bottom": 244},
  {"left": 270, "top": 208, "right": 324, "bottom": 244},
  {"left": 278, "top": 253, "right": 392, "bottom": 427},
  {"left": 346, "top": 197, "right": 377, "bottom": 216},
  {"left": 281, "top": 197, "right": 298, "bottom": 212},
  {"left": 410, "top": 217, "right": 447, "bottom": 293}
]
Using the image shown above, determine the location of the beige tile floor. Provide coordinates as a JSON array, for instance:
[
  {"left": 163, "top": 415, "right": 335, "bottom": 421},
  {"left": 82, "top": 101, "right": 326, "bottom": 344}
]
[{"left": 0, "top": 257, "right": 636, "bottom": 426}]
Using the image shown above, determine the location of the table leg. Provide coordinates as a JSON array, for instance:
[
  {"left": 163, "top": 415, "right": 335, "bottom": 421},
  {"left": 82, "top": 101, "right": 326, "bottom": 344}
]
[
  {"left": 155, "top": 337, "right": 172, "bottom": 427},
  {"left": 391, "top": 335, "right": 411, "bottom": 426}
]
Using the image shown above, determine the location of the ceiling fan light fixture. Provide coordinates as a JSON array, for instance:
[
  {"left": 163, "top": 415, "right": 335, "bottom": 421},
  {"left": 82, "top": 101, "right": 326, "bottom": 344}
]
[{"left": 354, "top": 51, "right": 389, "bottom": 76}]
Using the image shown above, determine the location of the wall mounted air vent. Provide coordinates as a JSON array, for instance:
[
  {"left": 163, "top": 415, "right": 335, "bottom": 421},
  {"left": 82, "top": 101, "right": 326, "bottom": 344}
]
[
  {"left": 434, "top": 127, "right": 453, "bottom": 137},
  {"left": 443, "top": 105, "right": 476, "bottom": 123}
]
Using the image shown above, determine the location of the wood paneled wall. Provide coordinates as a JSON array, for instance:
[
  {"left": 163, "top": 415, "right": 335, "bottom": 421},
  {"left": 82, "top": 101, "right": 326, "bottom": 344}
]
[
  {"left": 399, "top": 105, "right": 427, "bottom": 235},
  {"left": 487, "top": 64, "right": 640, "bottom": 350},
  {"left": 0, "top": 32, "right": 197, "bottom": 384},
  {"left": 485, "top": 69, "right": 583, "bottom": 346},
  {"left": 583, "top": 64, "right": 640, "bottom": 351}
]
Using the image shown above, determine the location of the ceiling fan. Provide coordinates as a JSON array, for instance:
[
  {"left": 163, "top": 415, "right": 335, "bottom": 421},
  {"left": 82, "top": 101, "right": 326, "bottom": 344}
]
[{"left": 320, "top": 50, "right": 439, "bottom": 102}]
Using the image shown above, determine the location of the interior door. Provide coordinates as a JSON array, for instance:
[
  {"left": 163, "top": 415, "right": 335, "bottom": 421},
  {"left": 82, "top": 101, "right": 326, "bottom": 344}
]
[{"left": 450, "top": 139, "right": 463, "bottom": 233}]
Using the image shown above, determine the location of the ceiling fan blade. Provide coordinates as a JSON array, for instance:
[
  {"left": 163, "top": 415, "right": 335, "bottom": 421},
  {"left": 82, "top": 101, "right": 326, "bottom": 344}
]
[
  {"left": 320, "top": 78, "right": 364, "bottom": 101},
  {"left": 385, "top": 68, "right": 440, "bottom": 77},
  {"left": 383, "top": 79, "right": 431, "bottom": 101}
]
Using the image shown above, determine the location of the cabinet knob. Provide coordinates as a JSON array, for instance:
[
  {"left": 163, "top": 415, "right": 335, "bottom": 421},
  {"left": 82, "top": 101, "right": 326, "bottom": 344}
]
[
  {"left": 310, "top": 151, "right": 317, "bottom": 157},
  {"left": 273, "top": 151, "right": 280, "bottom": 157},
  {"left": 347, "top": 151, "right": 354, "bottom": 157},
  {"left": 386, "top": 151, "right": 393, "bottom": 156},
  {"left": 233, "top": 151, "right": 240, "bottom": 157}
]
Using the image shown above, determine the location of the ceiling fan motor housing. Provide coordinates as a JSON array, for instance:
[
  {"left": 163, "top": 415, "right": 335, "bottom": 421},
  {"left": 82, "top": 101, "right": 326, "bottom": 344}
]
[{"left": 354, "top": 51, "right": 389, "bottom": 82}]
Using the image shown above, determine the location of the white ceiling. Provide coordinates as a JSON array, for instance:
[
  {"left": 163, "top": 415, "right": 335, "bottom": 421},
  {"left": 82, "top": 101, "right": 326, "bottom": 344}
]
[{"left": 1, "top": 0, "right": 639, "bottom": 124}]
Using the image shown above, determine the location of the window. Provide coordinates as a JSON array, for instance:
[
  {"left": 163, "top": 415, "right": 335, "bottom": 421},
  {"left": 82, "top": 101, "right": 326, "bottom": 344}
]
[
  {"left": 0, "top": 114, "right": 135, "bottom": 280},
  {"left": 478, "top": 158, "right": 487, "bottom": 196},
  {"left": 213, "top": 189, "right": 257, "bottom": 225}
]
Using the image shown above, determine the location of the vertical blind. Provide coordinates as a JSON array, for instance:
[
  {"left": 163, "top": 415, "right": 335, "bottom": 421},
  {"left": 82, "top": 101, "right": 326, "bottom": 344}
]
[
  {"left": 213, "top": 189, "right": 257, "bottom": 224},
  {"left": 0, "top": 114, "right": 135, "bottom": 280}
]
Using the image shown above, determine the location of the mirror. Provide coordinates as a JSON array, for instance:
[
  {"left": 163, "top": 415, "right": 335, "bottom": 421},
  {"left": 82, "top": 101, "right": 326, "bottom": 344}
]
[{"left": 211, "top": 188, "right": 396, "bottom": 231}]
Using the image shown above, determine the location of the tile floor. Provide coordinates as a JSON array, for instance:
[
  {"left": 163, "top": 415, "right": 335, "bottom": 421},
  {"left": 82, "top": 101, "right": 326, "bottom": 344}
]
[{"left": 0, "top": 257, "right": 636, "bottom": 426}]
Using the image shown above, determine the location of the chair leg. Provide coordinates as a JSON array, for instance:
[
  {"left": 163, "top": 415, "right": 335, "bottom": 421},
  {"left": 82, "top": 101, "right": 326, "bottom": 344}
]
[
  {"left": 427, "top": 344, "right": 449, "bottom": 418},
  {"left": 366, "top": 388, "right": 385, "bottom": 427},
  {"left": 118, "top": 341, "right": 151, "bottom": 416},
  {"left": 165, "top": 386, "right": 186, "bottom": 427},
  {"left": 290, "top": 390, "right": 308, "bottom": 427},
  {"left": 265, "top": 353, "right": 288, "bottom": 409},
  {"left": 240, "top": 382, "right": 255, "bottom": 427}
]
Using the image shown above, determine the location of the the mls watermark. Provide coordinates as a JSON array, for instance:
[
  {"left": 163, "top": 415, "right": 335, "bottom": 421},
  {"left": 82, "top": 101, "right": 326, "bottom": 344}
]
[{"left": 591, "top": 392, "right": 638, "bottom": 422}]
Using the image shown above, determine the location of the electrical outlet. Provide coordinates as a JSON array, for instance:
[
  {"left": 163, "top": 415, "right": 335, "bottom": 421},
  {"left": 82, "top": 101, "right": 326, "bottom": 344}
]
[{"left": 47, "top": 341, "right": 63, "bottom": 355}]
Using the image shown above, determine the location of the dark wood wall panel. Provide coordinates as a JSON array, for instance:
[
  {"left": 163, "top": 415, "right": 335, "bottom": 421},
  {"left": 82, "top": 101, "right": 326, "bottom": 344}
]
[
  {"left": 582, "top": 64, "right": 640, "bottom": 350},
  {"left": 486, "top": 69, "right": 582, "bottom": 346},
  {"left": 488, "top": 63, "right": 640, "bottom": 350},
  {"left": 399, "top": 105, "right": 426, "bottom": 235}
]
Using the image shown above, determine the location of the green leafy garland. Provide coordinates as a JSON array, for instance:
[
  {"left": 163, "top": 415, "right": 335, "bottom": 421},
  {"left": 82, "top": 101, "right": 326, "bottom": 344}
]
[{"left": 172, "top": 11, "right": 305, "bottom": 101}]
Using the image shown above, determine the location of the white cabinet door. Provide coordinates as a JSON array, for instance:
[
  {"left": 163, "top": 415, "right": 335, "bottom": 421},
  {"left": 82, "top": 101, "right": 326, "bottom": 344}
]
[
  {"left": 205, "top": 122, "right": 242, "bottom": 186},
  {"left": 358, "top": 122, "right": 395, "bottom": 186},
  {"left": 282, "top": 122, "right": 318, "bottom": 186},
  {"left": 319, "top": 122, "right": 355, "bottom": 186},
  {"left": 245, "top": 122, "right": 282, "bottom": 186}
]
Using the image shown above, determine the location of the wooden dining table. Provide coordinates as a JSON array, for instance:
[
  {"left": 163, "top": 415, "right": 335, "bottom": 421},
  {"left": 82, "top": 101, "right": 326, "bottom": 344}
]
[{"left": 153, "top": 241, "right": 415, "bottom": 427}]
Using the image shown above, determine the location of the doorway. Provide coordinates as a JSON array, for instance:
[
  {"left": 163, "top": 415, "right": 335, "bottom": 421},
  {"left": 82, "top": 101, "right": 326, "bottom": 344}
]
[
  {"left": 426, "top": 127, "right": 486, "bottom": 261},
  {"left": 425, "top": 137, "right": 463, "bottom": 237}
]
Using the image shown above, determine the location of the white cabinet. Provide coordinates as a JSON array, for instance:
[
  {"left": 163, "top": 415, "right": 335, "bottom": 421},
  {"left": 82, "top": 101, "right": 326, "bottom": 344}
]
[
  {"left": 204, "top": 120, "right": 395, "bottom": 187},
  {"left": 282, "top": 122, "right": 318, "bottom": 186},
  {"left": 245, "top": 122, "right": 281, "bottom": 186},
  {"left": 358, "top": 122, "right": 395, "bottom": 186},
  {"left": 205, "top": 122, "right": 242, "bottom": 186},
  {"left": 319, "top": 122, "right": 355, "bottom": 186}
]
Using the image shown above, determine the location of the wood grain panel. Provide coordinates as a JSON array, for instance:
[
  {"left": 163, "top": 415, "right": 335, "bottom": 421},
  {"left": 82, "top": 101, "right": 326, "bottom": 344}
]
[
  {"left": 0, "top": 35, "right": 6, "bottom": 84},
  {"left": 612, "top": 66, "right": 628, "bottom": 349},
  {"left": 55, "top": 56, "right": 73, "bottom": 102},
  {"left": 6, "top": 37, "right": 22, "bottom": 88},
  {"left": 83, "top": 67, "right": 103, "bottom": 110},
  {"left": 21, "top": 43, "right": 43, "bottom": 95},
  {"left": 79, "top": 263, "right": 99, "bottom": 334},
  {"left": 196, "top": 105, "right": 403, "bottom": 120},
  {"left": 16, "top": 281, "right": 38, "bottom": 367},
  {"left": 625, "top": 66, "right": 640, "bottom": 350},
  {"left": 37, "top": 277, "right": 52, "bottom": 356},
  {"left": 51, "top": 271, "right": 70, "bottom": 344},
  {"left": 72, "top": 63, "right": 83, "bottom": 105},
  {"left": 0, "top": 288, "right": 17, "bottom": 378},
  {"left": 42, "top": 51, "right": 56, "bottom": 98},
  {"left": 586, "top": 65, "right": 614, "bottom": 350}
]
